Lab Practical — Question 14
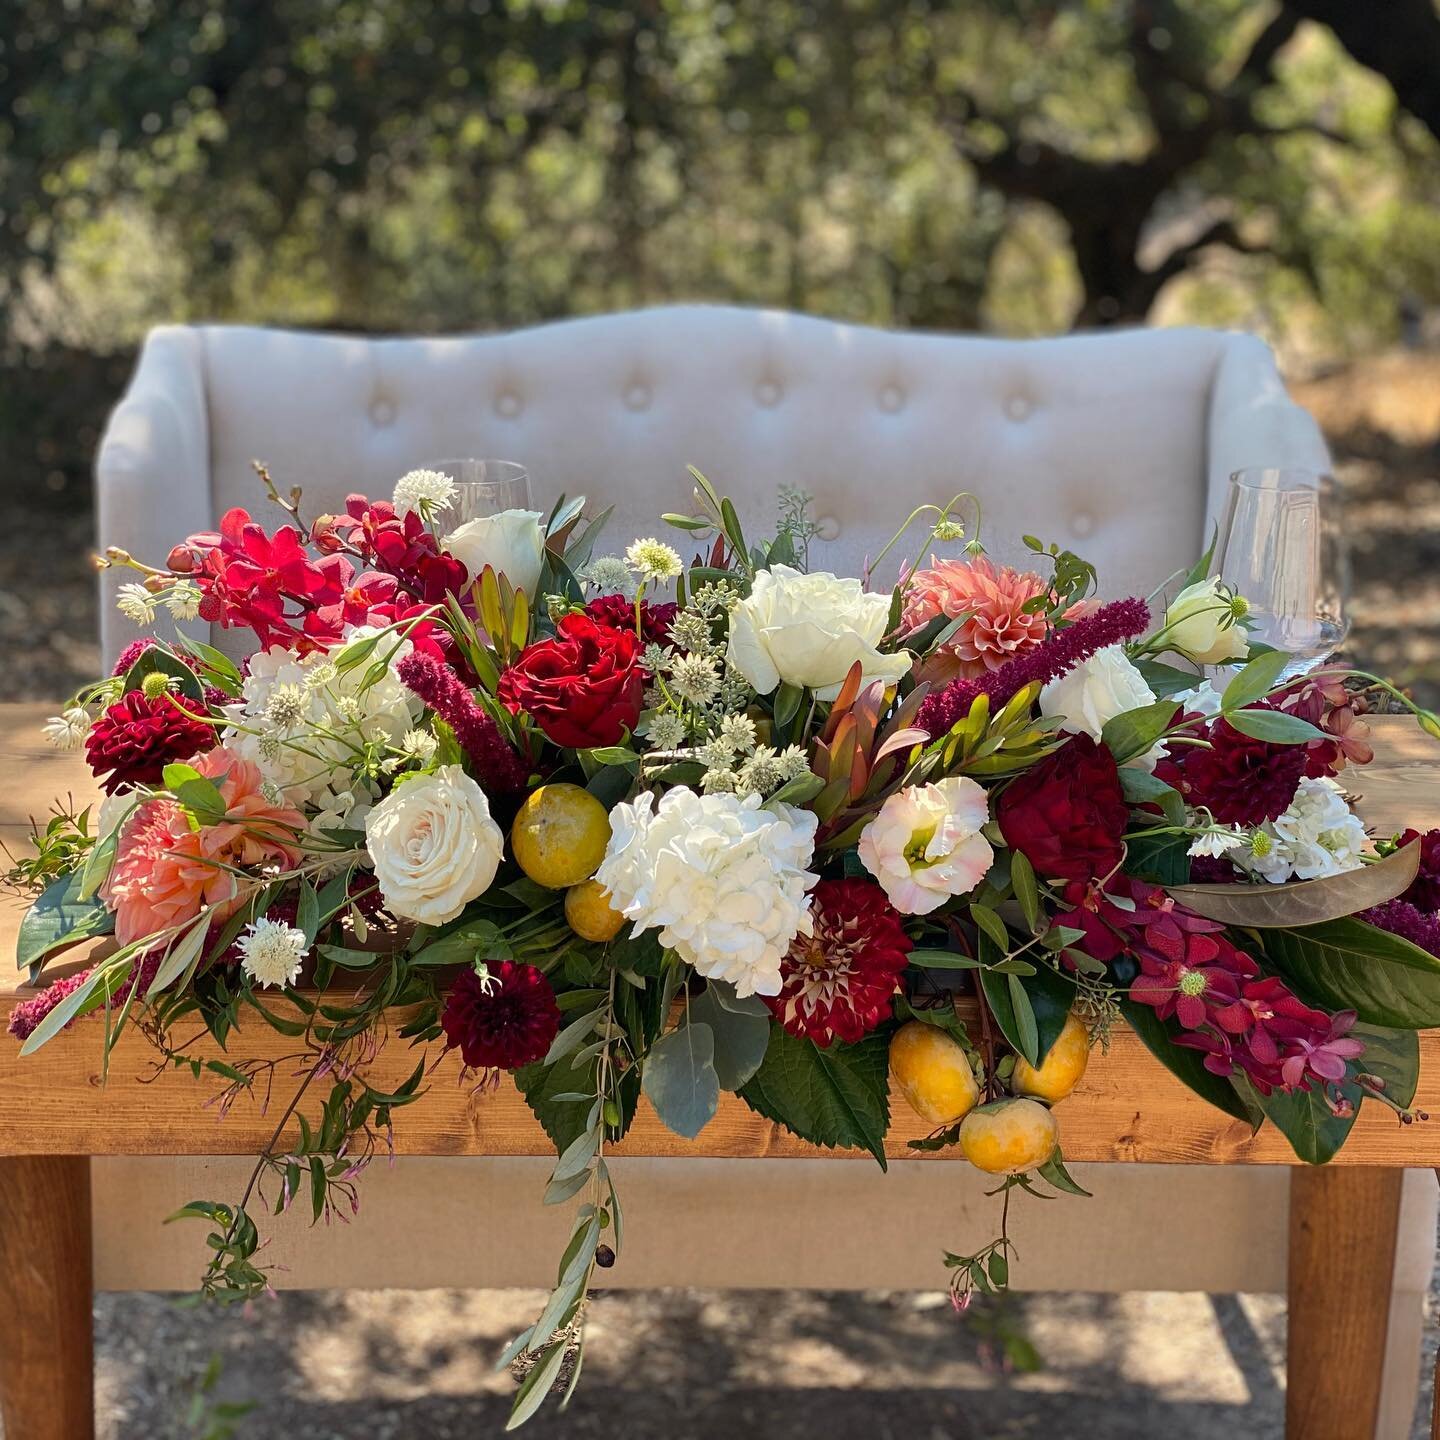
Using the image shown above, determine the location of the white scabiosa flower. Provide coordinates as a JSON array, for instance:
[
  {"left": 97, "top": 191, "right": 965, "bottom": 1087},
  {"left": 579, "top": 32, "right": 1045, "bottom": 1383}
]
[
  {"left": 43, "top": 707, "right": 91, "bottom": 750},
  {"left": 1242, "top": 776, "right": 1371, "bottom": 883},
  {"left": 237, "top": 917, "right": 309, "bottom": 989},
  {"left": 364, "top": 765, "right": 504, "bottom": 925},
  {"left": 164, "top": 580, "right": 203, "bottom": 621},
  {"left": 393, "top": 468, "right": 456, "bottom": 516},
  {"left": 625, "top": 537, "right": 683, "bottom": 584},
  {"left": 116, "top": 582, "right": 157, "bottom": 625},
  {"left": 858, "top": 777, "right": 993, "bottom": 915},
  {"left": 595, "top": 787, "right": 819, "bottom": 998}
]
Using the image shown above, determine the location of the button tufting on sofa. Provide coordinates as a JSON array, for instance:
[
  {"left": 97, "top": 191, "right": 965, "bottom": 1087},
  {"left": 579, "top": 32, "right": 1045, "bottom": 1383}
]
[
  {"left": 815, "top": 514, "right": 841, "bottom": 542},
  {"left": 368, "top": 397, "right": 396, "bottom": 427},
  {"left": 1071, "top": 509, "right": 1096, "bottom": 538},
  {"left": 624, "top": 383, "right": 651, "bottom": 412},
  {"left": 755, "top": 379, "right": 782, "bottom": 408},
  {"left": 878, "top": 383, "right": 905, "bottom": 413},
  {"left": 495, "top": 391, "right": 523, "bottom": 419},
  {"left": 1005, "top": 393, "right": 1032, "bottom": 422}
]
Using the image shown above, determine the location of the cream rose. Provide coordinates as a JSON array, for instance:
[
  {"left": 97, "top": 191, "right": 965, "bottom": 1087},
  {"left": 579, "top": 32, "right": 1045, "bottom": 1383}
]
[
  {"left": 857, "top": 777, "right": 993, "bottom": 915},
  {"left": 442, "top": 509, "right": 547, "bottom": 596},
  {"left": 726, "top": 564, "right": 912, "bottom": 701},
  {"left": 1040, "top": 645, "right": 1157, "bottom": 742},
  {"left": 364, "top": 765, "right": 503, "bottom": 925},
  {"left": 1163, "top": 578, "right": 1249, "bottom": 665}
]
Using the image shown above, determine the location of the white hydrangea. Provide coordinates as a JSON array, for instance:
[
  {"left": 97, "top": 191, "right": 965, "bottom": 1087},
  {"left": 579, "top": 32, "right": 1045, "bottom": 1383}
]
[
  {"left": 237, "top": 917, "right": 309, "bottom": 989},
  {"left": 595, "top": 787, "right": 819, "bottom": 998},
  {"left": 393, "top": 468, "right": 456, "bottom": 516},
  {"left": 1240, "top": 776, "right": 1371, "bottom": 883},
  {"left": 43, "top": 707, "right": 91, "bottom": 750},
  {"left": 224, "top": 625, "right": 421, "bottom": 807}
]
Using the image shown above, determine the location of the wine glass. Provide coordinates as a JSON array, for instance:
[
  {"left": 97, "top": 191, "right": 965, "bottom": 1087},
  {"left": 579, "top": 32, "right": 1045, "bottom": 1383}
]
[
  {"left": 1215, "top": 467, "right": 1350, "bottom": 681},
  {"left": 428, "top": 458, "right": 532, "bottom": 522}
]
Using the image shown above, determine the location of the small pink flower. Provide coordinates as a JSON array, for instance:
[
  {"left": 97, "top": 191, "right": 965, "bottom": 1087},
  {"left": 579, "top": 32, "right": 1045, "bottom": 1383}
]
[{"left": 902, "top": 555, "right": 1049, "bottom": 682}]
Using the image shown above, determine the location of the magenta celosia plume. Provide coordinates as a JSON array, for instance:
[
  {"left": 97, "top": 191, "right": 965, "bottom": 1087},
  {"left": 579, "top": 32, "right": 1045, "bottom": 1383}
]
[
  {"left": 915, "top": 596, "right": 1152, "bottom": 737},
  {"left": 395, "top": 651, "right": 529, "bottom": 794}
]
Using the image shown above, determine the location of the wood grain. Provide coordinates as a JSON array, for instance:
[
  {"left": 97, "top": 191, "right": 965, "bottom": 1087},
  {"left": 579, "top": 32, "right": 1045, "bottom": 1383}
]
[
  {"left": 1287, "top": 1166, "right": 1404, "bottom": 1440},
  {"left": 4, "top": 705, "right": 1440, "bottom": 1166},
  {"left": 0, "top": 1155, "right": 95, "bottom": 1440}
]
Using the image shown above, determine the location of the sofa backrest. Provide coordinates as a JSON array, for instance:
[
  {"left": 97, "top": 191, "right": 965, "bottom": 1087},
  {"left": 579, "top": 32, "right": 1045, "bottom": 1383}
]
[{"left": 96, "top": 306, "right": 1329, "bottom": 661}]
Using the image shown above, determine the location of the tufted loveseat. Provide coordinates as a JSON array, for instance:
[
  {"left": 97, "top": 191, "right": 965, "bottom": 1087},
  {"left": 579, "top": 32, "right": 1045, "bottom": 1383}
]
[{"left": 92, "top": 306, "right": 1433, "bottom": 1433}]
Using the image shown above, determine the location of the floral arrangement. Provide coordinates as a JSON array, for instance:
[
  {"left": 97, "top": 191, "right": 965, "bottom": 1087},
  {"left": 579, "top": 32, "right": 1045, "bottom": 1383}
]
[{"left": 11, "top": 463, "right": 1440, "bottom": 1426}]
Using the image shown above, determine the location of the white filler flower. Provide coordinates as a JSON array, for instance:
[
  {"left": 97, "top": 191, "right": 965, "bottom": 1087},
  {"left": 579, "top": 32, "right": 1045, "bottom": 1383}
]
[
  {"left": 393, "top": 468, "right": 457, "bottom": 516},
  {"left": 364, "top": 764, "right": 504, "bottom": 925},
  {"left": 858, "top": 776, "right": 993, "bottom": 915},
  {"left": 43, "top": 707, "right": 91, "bottom": 750},
  {"left": 726, "top": 564, "right": 912, "bottom": 701},
  {"left": 237, "top": 917, "right": 309, "bottom": 989},
  {"left": 595, "top": 787, "right": 819, "bottom": 998}
]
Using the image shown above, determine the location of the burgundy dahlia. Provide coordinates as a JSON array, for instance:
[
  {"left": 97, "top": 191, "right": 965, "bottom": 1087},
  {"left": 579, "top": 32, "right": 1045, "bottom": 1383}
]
[
  {"left": 441, "top": 962, "right": 561, "bottom": 1071},
  {"left": 584, "top": 593, "right": 678, "bottom": 647},
  {"left": 765, "top": 879, "right": 912, "bottom": 1047},
  {"left": 84, "top": 691, "right": 217, "bottom": 793},
  {"left": 1160, "top": 712, "right": 1305, "bottom": 825}
]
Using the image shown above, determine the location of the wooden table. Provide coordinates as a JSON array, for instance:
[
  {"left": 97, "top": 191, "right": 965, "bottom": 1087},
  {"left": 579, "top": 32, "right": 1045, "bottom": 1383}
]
[{"left": 2, "top": 701, "right": 1438, "bottom": 1438}]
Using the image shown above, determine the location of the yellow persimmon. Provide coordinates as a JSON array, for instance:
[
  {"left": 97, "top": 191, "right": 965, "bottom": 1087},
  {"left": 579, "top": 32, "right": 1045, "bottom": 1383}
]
[
  {"left": 889, "top": 1020, "right": 981, "bottom": 1126},
  {"left": 959, "top": 1098, "right": 1058, "bottom": 1176},
  {"left": 510, "top": 784, "right": 611, "bottom": 889},
  {"left": 564, "top": 878, "right": 626, "bottom": 942},
  {"left": 1011, "top": 1012, "right": 1091, "bottom": 1103}
]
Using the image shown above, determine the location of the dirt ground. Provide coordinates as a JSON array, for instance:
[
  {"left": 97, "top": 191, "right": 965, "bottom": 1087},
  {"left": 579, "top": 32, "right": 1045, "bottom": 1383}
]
[{"left": 3, "top": 351, "right": 1438, "bottom": 1437}]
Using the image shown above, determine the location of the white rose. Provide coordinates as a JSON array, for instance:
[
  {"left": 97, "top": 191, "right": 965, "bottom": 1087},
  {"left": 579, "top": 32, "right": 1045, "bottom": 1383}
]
[
  {"left": 442, "top": 509, "right": 547, "bottom": 596},
  {"left": 726, "top": 564, "right": 912, "bottom": 701},
  {"left": 364, "top": 765, "right": 503, "bottom": 925},
  {"left": 1173, "top": 679, "right": 1224, "bottom": 717},
  {"left": 857, "top": 777, "right": 993, "bottom": 915},
  {"left": 1163, "top": 578, "right": 1249, "bottom": 666},
  {"left": 1040, "top": 645, "right": 1159, "bottom": 769}
]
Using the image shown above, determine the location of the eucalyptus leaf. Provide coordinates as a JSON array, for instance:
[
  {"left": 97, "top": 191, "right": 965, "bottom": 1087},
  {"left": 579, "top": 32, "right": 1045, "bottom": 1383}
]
[
  {"left": 16, "top": 868, "right": 115, "bottom": 971},
  {"left": 690, "top": 983, "right": 771, "bottom": 1090},
  {"left": 642, "top": 1024, "right": 720, "bottom": 1139}
]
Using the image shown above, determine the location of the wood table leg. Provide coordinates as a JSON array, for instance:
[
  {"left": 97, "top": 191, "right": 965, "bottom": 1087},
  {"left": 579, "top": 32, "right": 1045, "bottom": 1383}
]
[
  {"left": 1288, "top": 1165, "right": 1403, "bottom": 1440},
  {"left": 0, "top": 1156, "right": 94, "bottom": 1440}
]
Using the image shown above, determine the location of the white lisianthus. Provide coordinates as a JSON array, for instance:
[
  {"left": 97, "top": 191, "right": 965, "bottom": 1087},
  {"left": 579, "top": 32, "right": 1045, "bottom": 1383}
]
[
  {"left": 1241, "top": 776, "right": 1371, "bottom": 883},
  {"left": 223, "top": 625, "right": 421, "bottom": 807},
  {"left": 858, "top": 777, "right": 993, "bottom": 915},
  {"left": 441, "top": 509, "right": 547, "bottom": 596},
  {"left": 1040, "top": 645, "right": 1158, "bottom": 762},
  {"left": 1187, "top": 825, "right": 1249, "bottom": 860},
  {"left": 595, "top": 787, "right": 819, "bottom": 998},
  {"left": 726, "top": 564, "right": 912, "bottom": 701},
  {"left": 237, "top": 917, "right": 309, "bottom": 989},
  {"left": 364, "top": 765, "right": 504, "bottom": 925},
  {"left": 1162, "top": 578, "right": 1249, "bottom": 666},
  {"left": 1173, "top": 679, "right": 1224, "bottom": 717}
]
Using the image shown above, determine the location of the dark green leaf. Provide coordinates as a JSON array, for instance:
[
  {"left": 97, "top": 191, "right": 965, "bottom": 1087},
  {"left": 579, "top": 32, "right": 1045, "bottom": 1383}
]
[
  {"left": 1242, "top": 1076, "right": 1357, "bottom": 1165},
  {"left": 1100, "top": 700, "right": 1179, "bottom": 764},
  {"left": 739, "top": 1025, "right": 890, "bottom": 1168},
  {"left": 1255, "top": 918, "right": 1440, "bottom": 1028},
  {"left": 1119, "top": 767, "right": 1185, "bottom": 825},
  {"left": 1124, "top": 828, "right": 1191, "bottom": 886},
  {"left": 1221, "top": 650, "right": 1290, "bottom": 711},
  {"left": 1133, "top": 658, "right": 1204, "bottom": 698},
  {"left": 1225, "top": 708, "right": 1327, "bottom": 745}
]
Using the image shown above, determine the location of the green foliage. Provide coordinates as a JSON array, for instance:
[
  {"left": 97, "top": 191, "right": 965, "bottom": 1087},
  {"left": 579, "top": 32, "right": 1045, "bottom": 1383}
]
[
  {"left": 1120, "top": 998, "right": 1258, "bottom": 1124},
  {"left": 739, "top": 1023, "right": 891, "bottom": 1167}
]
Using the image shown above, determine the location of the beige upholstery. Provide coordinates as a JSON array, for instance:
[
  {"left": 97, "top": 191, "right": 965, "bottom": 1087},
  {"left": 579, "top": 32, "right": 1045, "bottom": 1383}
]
[{"left": 94, "top": 309, "right": 1427, "bottom": 1436}]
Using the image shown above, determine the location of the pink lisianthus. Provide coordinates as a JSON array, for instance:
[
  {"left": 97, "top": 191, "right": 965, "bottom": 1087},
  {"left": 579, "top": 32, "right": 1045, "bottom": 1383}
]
[
  {"left": 902, "top": 555, "right": 1049, "bottom": 682},
  {"left": 101, "top": 747, "right": 305, "bottom": 947}
]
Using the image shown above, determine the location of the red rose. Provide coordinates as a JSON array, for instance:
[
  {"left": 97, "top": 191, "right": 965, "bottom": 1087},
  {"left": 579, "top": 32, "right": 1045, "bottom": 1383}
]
[
  {"left": 997, "top": 733, "right": 1128, "bottom": 883},
  {"left": 498, "top": 612, "right": 645, "bottom": 750}
]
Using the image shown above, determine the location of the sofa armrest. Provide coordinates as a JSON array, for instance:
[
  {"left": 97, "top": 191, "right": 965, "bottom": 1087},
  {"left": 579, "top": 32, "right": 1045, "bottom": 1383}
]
[
  {"left": 94, "top": 327, "right": 212, "bottom": 667},
  {"left": 1204, "top": 333, "right": 1331, "bottom": 541}
]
